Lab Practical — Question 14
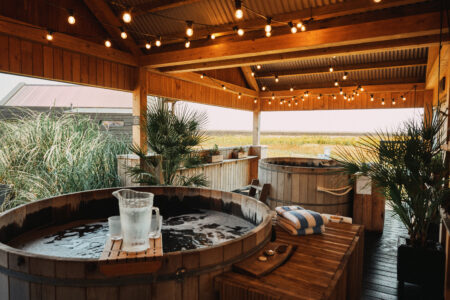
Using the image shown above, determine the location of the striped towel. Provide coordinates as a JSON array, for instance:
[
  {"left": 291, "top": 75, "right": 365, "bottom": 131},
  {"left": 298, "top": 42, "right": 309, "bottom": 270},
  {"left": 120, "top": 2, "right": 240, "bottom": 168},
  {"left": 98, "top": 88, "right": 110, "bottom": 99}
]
[
  {"left": 322, "top": 213, "right": 352, "bottom": 224},
  {"left": 278, "top": 217, "right": 325, "bottom": 236},
  {"left": 275, "top": 206, "right": 328, "bottom": 230}
]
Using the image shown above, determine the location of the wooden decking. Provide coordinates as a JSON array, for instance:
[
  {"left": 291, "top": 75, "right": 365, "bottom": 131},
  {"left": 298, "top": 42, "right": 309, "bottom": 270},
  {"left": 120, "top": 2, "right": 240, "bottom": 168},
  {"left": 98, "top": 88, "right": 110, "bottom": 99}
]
[{"left": 362, "top": 208, "right": 422, "bottom": 300}]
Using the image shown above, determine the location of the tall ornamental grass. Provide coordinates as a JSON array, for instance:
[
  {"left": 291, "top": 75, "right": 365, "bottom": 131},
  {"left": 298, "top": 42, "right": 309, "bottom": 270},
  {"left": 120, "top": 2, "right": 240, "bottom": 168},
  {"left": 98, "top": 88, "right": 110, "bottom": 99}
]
[{"left": 0, "top": 111, "right": 128, "bottom": 211}]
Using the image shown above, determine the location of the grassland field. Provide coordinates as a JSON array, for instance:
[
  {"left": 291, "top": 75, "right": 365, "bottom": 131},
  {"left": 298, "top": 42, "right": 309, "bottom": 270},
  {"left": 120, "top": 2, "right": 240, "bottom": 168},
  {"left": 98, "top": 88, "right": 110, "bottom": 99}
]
[{"left": 200, "top": 134, "right": 362, "bottom": 158}]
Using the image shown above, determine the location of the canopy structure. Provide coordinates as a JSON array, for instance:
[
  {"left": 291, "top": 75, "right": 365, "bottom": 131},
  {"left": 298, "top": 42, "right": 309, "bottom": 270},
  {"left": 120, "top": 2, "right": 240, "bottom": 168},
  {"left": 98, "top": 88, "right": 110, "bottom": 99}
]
[{"left": 0, "top": 0, "right": 449, "bottom": 149}]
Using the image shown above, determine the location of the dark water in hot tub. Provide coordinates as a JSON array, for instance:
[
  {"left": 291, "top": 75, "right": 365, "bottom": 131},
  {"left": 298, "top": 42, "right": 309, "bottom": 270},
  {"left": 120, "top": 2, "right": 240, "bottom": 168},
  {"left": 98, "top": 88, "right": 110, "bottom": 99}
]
[{"left": 15, "top": 209, "right": 254, "bottom": 258}]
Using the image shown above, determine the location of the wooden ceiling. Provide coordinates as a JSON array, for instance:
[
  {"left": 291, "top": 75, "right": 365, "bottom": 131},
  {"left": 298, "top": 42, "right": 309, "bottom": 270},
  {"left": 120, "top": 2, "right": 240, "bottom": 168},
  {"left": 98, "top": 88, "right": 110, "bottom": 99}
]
[{"left": 0, "top": 0, "right": 448, "bottom": 96}]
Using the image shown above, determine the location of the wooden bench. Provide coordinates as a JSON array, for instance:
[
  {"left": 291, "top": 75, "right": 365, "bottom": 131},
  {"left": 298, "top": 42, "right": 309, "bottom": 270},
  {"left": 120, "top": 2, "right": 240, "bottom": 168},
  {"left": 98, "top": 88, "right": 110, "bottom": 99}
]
[{"left": 215, "top": 222, "right": 364, "bottom": 300}]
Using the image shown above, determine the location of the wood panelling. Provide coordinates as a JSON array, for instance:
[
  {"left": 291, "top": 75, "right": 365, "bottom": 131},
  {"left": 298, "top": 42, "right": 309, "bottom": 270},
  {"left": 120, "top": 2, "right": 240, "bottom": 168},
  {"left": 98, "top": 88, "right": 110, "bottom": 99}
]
[
  {"left": 201, "top": 68, "right": 249, "bottom": 89},
  {"left": 146, "top": 71, "right": 256, "bottom": 111},
  {"left": 0, "top": 34, "right": 137, "bottom": 91}
]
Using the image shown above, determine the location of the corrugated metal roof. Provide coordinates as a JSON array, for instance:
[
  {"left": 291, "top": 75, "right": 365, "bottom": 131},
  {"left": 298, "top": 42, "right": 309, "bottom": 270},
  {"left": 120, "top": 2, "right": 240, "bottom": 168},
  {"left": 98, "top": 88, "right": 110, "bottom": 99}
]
[
  {"left": 114, "top": 0, "right": 343, "bottom": 42},
  {"left": 1, "top": 84, "right": 132, "bottom": 108}
]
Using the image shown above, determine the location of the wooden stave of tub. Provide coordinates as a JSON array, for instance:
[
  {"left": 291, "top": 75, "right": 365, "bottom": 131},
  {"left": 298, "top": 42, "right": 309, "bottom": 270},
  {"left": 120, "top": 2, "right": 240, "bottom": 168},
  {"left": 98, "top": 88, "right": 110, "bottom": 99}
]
[
  {"left": 0, "top": 186, "right": 273, "bottom": 300},
  {"left": 259, "top": 157, "right": 352, "bottom": 216}
]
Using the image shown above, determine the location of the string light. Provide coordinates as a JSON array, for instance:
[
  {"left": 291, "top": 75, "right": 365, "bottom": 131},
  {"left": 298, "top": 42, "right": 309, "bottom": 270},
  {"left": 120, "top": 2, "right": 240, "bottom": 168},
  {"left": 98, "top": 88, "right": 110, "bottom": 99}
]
[
  {"left": 238, "top": 92, "right": 242, "bottom": 99},
  {"left": 262, "top": 86, "right": 266, "bottom": 91},
  {"left": 185, "top": 21, "right": 194, "bottom": 37},
  {"left": 120, "top": 28, "right": 127, "bottom": 39},
  {"left": 271, "top": 93, "right": 275, "bottom": 100},
  {"left": 233, "top": 26, "right": 244, "bottom": 36},
  {"left": 317, "top": 94, "right": 322, "bottom": 100},
  {"left": 333, "top": 95, "right": 336, "bottom": 100},
  {"left": 297, "top": 22, "right": 303, "bottom": 28},
  {"left": 301, "top": 96, "right": 304, "bottom": 101},
  {"left": 288, "top": 101, "right": 291, "bottom": 107},
  {"left": 392, "top": 98, "right": 396, "bottom": 105},
  {"left": 295, "top": 100, "right": 298, "bottom": 105},
  {"left": 370, "top": 94, "right": 374, "bottom": 101},
  {"left": 290, "top": 87, "right": 294, "bottom": 92},
  {"left": 268, "top": 99, "right": 272, "bottom": 105},
  {"left": 339, "top": 88, "right": 343, "bottom": 95},
  {"left": 46, "top": 30, "right": 53, "bottom": 41},
  {"left": 288, "top": 22, "right": 297, "bottom": 34},
  {"left": 402, "top": 95, "right": 406, "bottom": 101},
  {"left": 222, "top": 85, "right": 226, "bottom": 90},
  {"left": 235, "top": 0, "right": 243, "bottom": 19},
  {"left": 185, "top": 38, "right": 190, "bottom": 48},
  {"left": 251, "top": 72, "right": 255, "bottom": 76},
  {"left": 334, "top": 80, "right": 339, "bottom": 86},
  {"left": 343, "top": 72, "right": 348, "bottom": 80},
  {"left": 210, "top": 33, "right": 216, "bottom": 40},
  {"left": 280, "top": 99, "right": 283, "bottom": 105},
  {"left": 329, "top": 66, "right": 334, "bottom": 72},
  {"left": 105, "top": 39, "right": 111, "bottom": 47},
  {"left": 374, "top": 0, "right": 382, "bottom": 2},
  {"left": 266, "top": 31, "right": 271, "bottom": 37},
  {"left": 145, "top": 42, "right": 151, "bottom": 49},
  {"left": 265, "top": 17, "right": 272, "bottom": 33},
  {"left": 305, "top": 91, "right": 309, "bottom": 97},
  {"left": 381, "top": 98, "right": 385, "bottom": 105},
  {"left": 122, "top": 11, "right": 132, "bottom": 23},
  {"left": 254, "top": 98, "right": 258, "bottom": 104},
  {"left": 155, "top": 36, "right": 162, "bottom": 47},
  {"left": 344, "top": 94, "right": 347, "bottom": 100},
  {"left": 67, "top": 9, "right": 75, "bottom": 25},
  {"left": 200, "top": 73, "right": 205, "bottom": 79},
  {"left": 301, "top": 24, "right": 306, "bottom": 31},
  {"left": 275, "top": 75, "right": 279, "bottom": 83},
  {"left": 256, "top": 65, "right": 261, "bottom": 70}
]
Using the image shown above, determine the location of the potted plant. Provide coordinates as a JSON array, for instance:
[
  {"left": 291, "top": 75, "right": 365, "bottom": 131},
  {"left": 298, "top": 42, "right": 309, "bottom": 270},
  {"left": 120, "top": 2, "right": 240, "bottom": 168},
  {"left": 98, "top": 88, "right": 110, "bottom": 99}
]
[
  {"left": 334, "top": 108, "right": 448, "bottom": 297},
  {"left": 232, "top": 147, "right": 247, "bottom": 159},
  {"left": 208, "top": 144, "right": 223, "bottom": 163}
]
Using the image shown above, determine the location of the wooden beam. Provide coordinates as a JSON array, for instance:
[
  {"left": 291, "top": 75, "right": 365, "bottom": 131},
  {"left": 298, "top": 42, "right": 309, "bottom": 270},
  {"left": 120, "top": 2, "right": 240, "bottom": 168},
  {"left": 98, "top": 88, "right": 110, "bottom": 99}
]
[
  {"left": 140, "top": 4, "right": 446, "bottom": 68},
  {"left": 158, "top": 35, "right": 449, "bottom": 73},
  {"left": 135, "top": 0, "right": 428, "bottom": 45},
  {"left": 264, "top": 78, "right": 424, "bottom": 92},
  {"left": 241, "top": 66, "right": 259, "bottom": 91},
  {"left": 162, "top": 72, "right": 259, "bottom": 97},
  {"left": 133, "top": 68, "right": 147, "bottom": 151},
  {"left": 133, "top": 0, "right": 203, "bottom": 16},
  {"left": 255, "top": 59, "right": 427, "bottom": 79},
  {"left": 83, "top": 0, "right": 142, "bottom": 57},
  {"left": 259, "top": 83, "right": 426, "bottom": 98},
  {"left": 0, "top": 16, "right": 137, "bottom": 66}
]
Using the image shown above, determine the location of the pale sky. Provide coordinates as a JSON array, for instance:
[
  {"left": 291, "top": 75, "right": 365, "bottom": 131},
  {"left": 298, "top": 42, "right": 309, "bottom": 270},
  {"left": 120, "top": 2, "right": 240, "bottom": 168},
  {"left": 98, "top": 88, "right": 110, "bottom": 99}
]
[{"left": 0, "top": 73, "right": 422, "bottom": 133}]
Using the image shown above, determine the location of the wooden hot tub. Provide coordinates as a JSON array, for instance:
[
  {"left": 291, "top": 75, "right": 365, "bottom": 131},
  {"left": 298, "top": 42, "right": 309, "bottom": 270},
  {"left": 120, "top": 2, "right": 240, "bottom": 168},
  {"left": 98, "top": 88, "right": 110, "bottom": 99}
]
[
  {"left": 0, "top": 186, "right": 272, "bottom": 300},
  {"left": 259, "top": 157, "right": 352, "bottom": 216}
]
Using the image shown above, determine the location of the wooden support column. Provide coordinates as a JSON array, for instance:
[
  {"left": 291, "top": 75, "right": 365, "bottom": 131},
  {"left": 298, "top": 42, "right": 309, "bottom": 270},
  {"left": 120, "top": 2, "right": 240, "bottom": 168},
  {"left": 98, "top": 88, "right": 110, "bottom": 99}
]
[
  {"left": 252, "top": 110, "right": 261, "bottom": 146},
  {"left": 132, "top": 68, "right": 148, "bottom": 152}
]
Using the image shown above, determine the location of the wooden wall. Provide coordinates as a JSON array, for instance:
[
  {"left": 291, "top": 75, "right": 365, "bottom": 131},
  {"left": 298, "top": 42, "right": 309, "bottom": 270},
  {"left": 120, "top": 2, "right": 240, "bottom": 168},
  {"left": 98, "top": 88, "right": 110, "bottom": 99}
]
[
  {"left": 260, "top": 90, "right": 431, "bottom": 111},
  {"left": 146, "top": 71, "right": 256, "bottom": 111},
  {"left": 0, "top": 34, "right": 137, "bottom": 91},
  {"left": 201, "top": 68, "right": 249, "bottom": 89}
]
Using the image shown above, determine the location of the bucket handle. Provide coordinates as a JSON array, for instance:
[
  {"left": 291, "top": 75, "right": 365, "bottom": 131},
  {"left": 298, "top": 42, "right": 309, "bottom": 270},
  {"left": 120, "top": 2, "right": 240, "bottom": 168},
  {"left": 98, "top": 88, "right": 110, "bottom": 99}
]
[{"left": 317, "top": 185, "right": 353, "bottom": 196}]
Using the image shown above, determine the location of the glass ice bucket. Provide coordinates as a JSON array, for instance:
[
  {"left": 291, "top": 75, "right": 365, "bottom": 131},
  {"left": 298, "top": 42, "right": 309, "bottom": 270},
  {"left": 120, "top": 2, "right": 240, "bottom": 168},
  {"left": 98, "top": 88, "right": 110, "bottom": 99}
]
[{"left": 112, "top": 189, "right": 160, "bottom": 252}]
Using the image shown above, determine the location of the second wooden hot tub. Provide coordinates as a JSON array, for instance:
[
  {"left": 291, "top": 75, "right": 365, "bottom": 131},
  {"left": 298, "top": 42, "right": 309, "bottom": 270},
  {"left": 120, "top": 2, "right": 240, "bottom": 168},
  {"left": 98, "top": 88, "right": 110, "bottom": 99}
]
[{"left": 259, "top": 157, "right": 352, "bottom": 216}]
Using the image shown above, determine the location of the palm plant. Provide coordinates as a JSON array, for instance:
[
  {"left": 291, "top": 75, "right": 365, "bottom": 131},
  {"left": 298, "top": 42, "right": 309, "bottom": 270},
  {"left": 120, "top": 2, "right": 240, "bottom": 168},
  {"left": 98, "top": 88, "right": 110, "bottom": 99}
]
[
  {"left": 334, "top": 108, "right": 449, "bottom": 247},
  {"left": 128, "top": 98, "right": 208, "bottom": 187}
]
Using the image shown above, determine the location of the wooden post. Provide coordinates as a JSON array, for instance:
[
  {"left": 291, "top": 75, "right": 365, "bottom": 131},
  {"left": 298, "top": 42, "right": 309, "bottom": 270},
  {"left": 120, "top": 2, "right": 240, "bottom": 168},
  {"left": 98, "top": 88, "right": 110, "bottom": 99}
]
[
  {"left": 252, "top": 110, "right": 261, "bottom": 146},
  {"left": 132, "top": 68, "right": 148, "bottom": 153}
]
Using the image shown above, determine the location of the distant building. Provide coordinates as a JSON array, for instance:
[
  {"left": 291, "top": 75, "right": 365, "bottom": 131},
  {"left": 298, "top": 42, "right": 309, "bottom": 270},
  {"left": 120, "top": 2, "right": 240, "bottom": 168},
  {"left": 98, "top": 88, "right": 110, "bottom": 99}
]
[{"left": 0, "top": 83, "right": 134, "bottom": 139}]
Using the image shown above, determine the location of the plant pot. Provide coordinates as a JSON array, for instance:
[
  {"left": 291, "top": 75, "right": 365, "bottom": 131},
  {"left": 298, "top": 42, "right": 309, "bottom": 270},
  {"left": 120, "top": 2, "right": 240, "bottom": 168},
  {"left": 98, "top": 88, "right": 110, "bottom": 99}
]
[
  {"left": 0, "top": 184, "right": 11, "bottom": 206},
  {"left": 208, "top": 155, "right": 223, "bottom": 163},
  {"left": 397, "top": 237, "right": 444, "bottom": 298},
  {"left": 233, "top": 152, "right": 247, "bottom": 159}
]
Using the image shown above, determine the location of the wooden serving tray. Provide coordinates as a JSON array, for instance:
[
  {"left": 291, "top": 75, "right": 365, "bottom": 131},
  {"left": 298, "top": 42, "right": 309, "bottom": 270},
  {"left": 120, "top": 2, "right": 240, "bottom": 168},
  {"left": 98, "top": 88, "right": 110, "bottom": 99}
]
[
  {"left": 99, "top": 237, "right": 163, "bottom": 276},
  {"left": 232, "top": 242, "right": 294, "bottom": 278}
]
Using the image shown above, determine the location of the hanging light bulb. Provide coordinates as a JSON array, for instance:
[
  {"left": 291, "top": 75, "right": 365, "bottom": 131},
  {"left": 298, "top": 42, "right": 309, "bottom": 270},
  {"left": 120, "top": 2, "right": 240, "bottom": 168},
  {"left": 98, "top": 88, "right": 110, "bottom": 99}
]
[
  {"left": 265, "top": 17, "right": 272, "bottom": 33},
  {"left": 122, "top": 11, "right": 132, "bottom": 23},
  {"left": 288, "top": 101, "right": 291, "bottom": 107},
  {"left": 318, "top": 94, "right": 322, "bottom": 100},
  {"left": 297, "top": 22, "right": 303, "bottom": 28},
  {"left": 291, "top": 96, "right": 295, "bottom": 101},
  {"left": 392, "top": 98, "right": 396, "bottom": 105},
  {"left": 381, "top": 98, "right": 385, "bottom": 105},
  {"left": 339, "top": 88, "right": 343, "bottom": 95},
  {"left": 360, "top": 86, "right": 364, "bottom": 92},
  {"left": 251, "top": 72, "right": 255, "bottom": 77},
  {"left": 370, "top": 94, "right": 374, "bottom": 101},
  {"left": 301, "top": 96, "right": 304, "bottom": 101},
  {"left": 46, "top": 30, "right": 53, "bottom": 41},
  {"left": 222, "top": 85, "right": 226, "bottom": 90},
  {"left": 333, "top": 95, "right": 337, "bottom": 100},
  {"left": 105, "top": 39, "right": 111, "bottom": 47},
  {"left": 402, "top": 95, "right": 406, "bottom": 101},
  {"left": 268, "top": 99, "right": 272, "bottom": 105},
  {"left": 120, "top": 27, "right": 127, "bottom": 39},
  {"left": 254, "top": 98, "right": 258, "bottom": 104},
  {"left": 210, "top": 33, "right": 216, "bottom": 40},
  {"left": 272, "top": 93, "right": 275, "bottom": 100},
  {"left": 275, "top": 75, "right": 279, "bottom": 83},
  {"left": 265, "top": 31, "right": 271, "bottom": 37},
  {"left": 344, "top": 94, "right": 347, "bottom": 100},
  {"left": 374, "top": 0, "right": 382, "bottom": 3},
  {"left": 256, "top": 65, "right": 261, "bottom": 70},
  {"left": 200, "top": 73, "right": 205, "bottom": 79},
  {"left": 67, "top": 9, "right": 76, "bottom": 25},
  {"left": 233, "top": 26, "right": 244, "bottom": 36},
  {"left": 301, "top": 24, "right": 306, "bottom": 31},
  {"left": 186, "top": 21, "right": 194, "bottom": 37},
  {"left": 305, "top": 91, "right": 309, "bottom": 97},
  {"left": 262, "top": 86, "right": 266, "bottom": 91},
  {"left": 343, "top": 72, "right": 348, "bottom": 80},
  {"left": 235, "top": 0, "right": 243, "bottom": 19},
  {"left": 288, "top": 22, "right": 297, "bottom": 34},
  {"left": 334, "top": 80, "right": 339, "bottom": 86},
  {"left": 185, "top": 39, "right": 190, "bottom": 48},
  {"left": 295, "top": 100, "right": 298, "bottom": 105},
  {"left": 329, "top": 66, "right": 334, "bottom": 72},
  {"left": 155, "top": 36, "right": 162, "bottom": 47},
  {"left": 238, "top": 92, "right": 242, "bottom": 99},
  {"left": 290, "top": 87, "right": 294, "bottom": 92},
  {"left": 145, "top": 42, "right": 151, "bottom": 49}
]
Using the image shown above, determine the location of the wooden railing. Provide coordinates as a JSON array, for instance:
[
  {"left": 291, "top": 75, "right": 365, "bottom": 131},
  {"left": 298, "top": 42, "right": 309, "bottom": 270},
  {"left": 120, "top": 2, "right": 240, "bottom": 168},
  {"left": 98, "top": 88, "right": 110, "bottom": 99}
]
[{"left": 117, "top": 145, "right": 266, "bottom": 191}]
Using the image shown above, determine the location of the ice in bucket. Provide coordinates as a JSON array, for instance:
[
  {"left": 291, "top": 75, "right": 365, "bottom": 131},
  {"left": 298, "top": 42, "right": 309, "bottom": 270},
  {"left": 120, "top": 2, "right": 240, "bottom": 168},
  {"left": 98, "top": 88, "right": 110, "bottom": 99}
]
[{"left": 112, "top": 189, "right": 160, "bottom": 252}]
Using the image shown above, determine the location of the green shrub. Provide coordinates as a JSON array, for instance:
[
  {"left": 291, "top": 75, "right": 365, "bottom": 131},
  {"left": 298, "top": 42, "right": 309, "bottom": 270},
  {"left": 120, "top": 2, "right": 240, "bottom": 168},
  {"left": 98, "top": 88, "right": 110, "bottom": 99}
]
[{"left": 0, "top": 110, "right": 128, "bottom": 211}]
